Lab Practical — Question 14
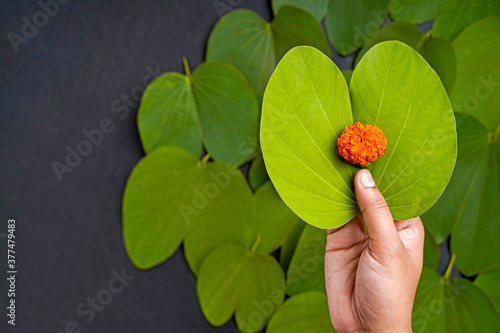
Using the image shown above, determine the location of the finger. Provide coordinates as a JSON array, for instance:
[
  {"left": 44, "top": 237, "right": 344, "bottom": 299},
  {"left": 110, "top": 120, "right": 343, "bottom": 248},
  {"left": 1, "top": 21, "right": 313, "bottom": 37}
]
[{"left": 354, "top": 169, "right": 399, "bottom": 243}]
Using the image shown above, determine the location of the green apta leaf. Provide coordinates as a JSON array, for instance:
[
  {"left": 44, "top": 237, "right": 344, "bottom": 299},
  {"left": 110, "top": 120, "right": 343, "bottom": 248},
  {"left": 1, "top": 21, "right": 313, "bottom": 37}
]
[
  {"left": 123, "top": 147, "right": 250, "bottom": 269},
  {"left": 355, "top": 22, "right": 456, "bottom": 93},
  {"left": 272, "top": 0, "right": 329, "bottom": 20},
  {"left": 475, "top": 266, "right": 500, "bottom": 313},
  {"left": 451, "top": 16, "right": 500, "bottom": 131},
  {"left": 138, "top": 61, "right": 259, "bottom": 166},
  {"left": 286, "top": 225, "right": 326, "bottom": 295},
  {"left": 433, "top": 0, "right": 500, "bottom": 41},
  {"left": 389, "top": 0, "right": 444, "bottom": 24},
  {"left": 249, "top": 151, "right": 270, "bottom": 190},
  {"left": 138, "top": 73, "right": 200, "bottom": 156},
  {"left": 325, "top": 0, "right": 389, "bottom": 55},
  {"left": 261, "top": 43, "right": 457, "bottom": 229},
  {"left": 197, "top": 243, "right": 285, "bottom": 333},
  {"left": 412, "top": 268, "right": 500, "bottom": 332},
  {"left": 206, "top": 7, "right": 331, "bottom": 99},
  {"left": 422, "top": 113, "right": 499, "bottom": 275},
  {"left": 423, "top": 227, "right": 439, "bottom": 270},
  {"left": 266, "top": 291, "right": 336, "bottom": 333}
]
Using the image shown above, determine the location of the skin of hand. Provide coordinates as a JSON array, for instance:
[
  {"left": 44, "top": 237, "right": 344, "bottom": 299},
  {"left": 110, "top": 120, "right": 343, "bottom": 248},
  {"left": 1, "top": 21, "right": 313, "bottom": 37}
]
[{"left": 325, "top": 169, "right": 424, "bottom": 333}]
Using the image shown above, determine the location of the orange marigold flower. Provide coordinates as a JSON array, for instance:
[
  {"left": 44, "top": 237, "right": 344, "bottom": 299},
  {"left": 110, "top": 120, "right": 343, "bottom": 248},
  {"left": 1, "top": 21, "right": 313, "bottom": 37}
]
[{"left": 337, "top": 122, "right": 387, "bottom": 166}]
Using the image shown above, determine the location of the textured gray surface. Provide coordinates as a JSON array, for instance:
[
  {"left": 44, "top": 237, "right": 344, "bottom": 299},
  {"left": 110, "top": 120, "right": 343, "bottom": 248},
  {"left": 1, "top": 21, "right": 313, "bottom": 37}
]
[{"left": 0, "top": 1, "right": 455, "bottom": 332}]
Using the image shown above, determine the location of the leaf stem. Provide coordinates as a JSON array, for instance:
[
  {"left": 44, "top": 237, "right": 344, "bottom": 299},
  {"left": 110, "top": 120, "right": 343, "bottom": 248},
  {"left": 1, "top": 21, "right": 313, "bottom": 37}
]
[
  {"left": 182, "top": 57, "right": 191, "bottom": 77},
  {"left": 199, "top": 153, "right": 211, "bottom": 167},
  {"left": 444, "top": 254, "right": 456, "bottom": 279},
  {"left": 250, "top": 234, "right": 262, "bottom": 253}
]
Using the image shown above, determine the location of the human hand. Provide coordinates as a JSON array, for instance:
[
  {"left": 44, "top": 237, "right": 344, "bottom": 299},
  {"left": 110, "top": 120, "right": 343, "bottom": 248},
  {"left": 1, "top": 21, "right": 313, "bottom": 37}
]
[{"left": 325, "top": 169, "right": 424, "bottom": 333}]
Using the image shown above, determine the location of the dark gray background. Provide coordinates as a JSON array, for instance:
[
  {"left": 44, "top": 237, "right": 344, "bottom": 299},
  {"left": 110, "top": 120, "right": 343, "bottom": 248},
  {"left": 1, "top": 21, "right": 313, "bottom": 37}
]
[{"left": 0, "top": 1, "right": 454, "bottom": 332}]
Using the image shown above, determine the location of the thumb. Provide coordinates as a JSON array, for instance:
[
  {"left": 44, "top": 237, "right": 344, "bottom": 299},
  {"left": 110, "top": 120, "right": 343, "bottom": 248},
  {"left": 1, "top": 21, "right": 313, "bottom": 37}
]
[{"left": 354, "top": 169, "right": 399, "bottom": 243}]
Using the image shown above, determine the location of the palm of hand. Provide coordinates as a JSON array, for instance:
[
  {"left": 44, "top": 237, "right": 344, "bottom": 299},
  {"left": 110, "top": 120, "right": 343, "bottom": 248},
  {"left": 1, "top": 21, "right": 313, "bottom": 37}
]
[{"left": 325, "top": 214, "right": 423, "bottom": 333}]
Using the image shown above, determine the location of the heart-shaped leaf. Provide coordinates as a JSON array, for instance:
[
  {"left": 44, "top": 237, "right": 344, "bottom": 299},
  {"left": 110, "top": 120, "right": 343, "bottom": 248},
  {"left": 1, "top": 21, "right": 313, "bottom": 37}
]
[
  {"left": 355, "top": 22, "right": 456, "bottom": 93},
  {"left": 450, "top": 16, "right": 500, "bottom": 131},
  {"left": 412, "top": 268, "right": 500, "bottom": 332},
  {"left": 286, "top": 224, "right": 326, "bottom": 295},
  {"left": 138, "top": 61, "right": 259, "bottom": 166},
  {"left": 206, "top": 6, "right": 331, "bottom": 99},
  {"left": 389, "top": 0, "right": 444, "bottom": 24},
  {"left": 325, "top": 0, "right": 389, "bottom": 55},
  {"left": 184, "top": 180, "right": 301, "bottom": 274},
  {"left": 122, "top": 146, "right": 251, "bottom": 269},
  {"left": 266, "top": 291, "right": 336, "bottom": 333},
  {"left": 475, "top": 266, "right": 500, "bottom": 313},
  {"left": 261, "top": 42, "right": 457, "bottom": 229},
  {"left": 197, "top": 243, "right": 285, "bottom": 333},
  {"left": 432, "top": 0, "right": 500, "bottom": 40},
  {"left": 249, "top": 151, "right": 270, "bottom": 190},
  {"left": 272, "top": 0, "right": 329, "bottom": 20}
]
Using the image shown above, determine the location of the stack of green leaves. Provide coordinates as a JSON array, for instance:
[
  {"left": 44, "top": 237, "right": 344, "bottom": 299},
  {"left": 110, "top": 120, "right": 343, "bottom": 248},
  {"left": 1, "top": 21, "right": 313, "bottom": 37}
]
[{"left": 121, "top": 1, "right": 500, "bottom": 332}]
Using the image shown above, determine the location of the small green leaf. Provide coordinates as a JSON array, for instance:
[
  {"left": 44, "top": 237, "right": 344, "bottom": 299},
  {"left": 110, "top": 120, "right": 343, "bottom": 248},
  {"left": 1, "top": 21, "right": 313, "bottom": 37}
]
[
  {"left": 325, "top": 0, "right": 389, "bottom": 55},
  {"left": 254, "top": 181, "right": 302, "bottom": 255},
  {"left": 272, "top": 0, "right": 329, "bottom": 20},
  {"left": 355, "top": 22, "right": 456, "bottom": 93},
  {"left": 197, "top": 243, "right": 285, "bottom": 333},
  {"left": 412, "top": 268, "right": 500, "bottom": 332},
  {"left": 286, "top": 225, "right": 326, "bottom": 295},
  {"left": 433, "top": 0, "right": 500, "bottom": 40},
  {"left": 451, "top": 16, "right": 500, "bottom": 131},
  {"left": 423, "top": 227, "right": 439, "bottom": 270},
  {"left": 271, "top": 6, "right": 331, "bottom": 61},
  {"left": 206, "top": 9, "right": 273, "bottom": 99},
  {"left": 206, "top": 7, "right": 331, "bottom": 99},
  {"left": 475, "top": 266, "right": 500, "bottom": 313},
  {"left": 249, "top": 151, "right": 270, "bottom": 190},
  {"left": 389, "top": 0, "right": 444, "bottom": 24},
  {"left": 192, "top": 62, "right": 259, "bottom": 165},
  {"left": 123, "top": 146, "right": 198, "bottom": 269},
  {"left": 261, "top": 43, "right": 457, "bottom": 229},
  {"left": 138, "top": 73, "right": 201, "bottom": 156},
  {"left": 138, "top": 61, "right": 259, "bottom": 166},
  {"left": 266, "top": 291, "right": 336, "bottom": 333}
]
